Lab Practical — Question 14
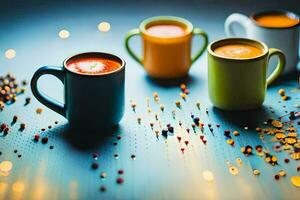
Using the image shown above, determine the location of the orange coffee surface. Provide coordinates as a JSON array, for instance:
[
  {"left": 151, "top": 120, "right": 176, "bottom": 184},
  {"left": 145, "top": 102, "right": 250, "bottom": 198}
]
[
  {"left": 214, "top": 44, "right": 263, "bottom": 59},
  {"left": 255, "top": 14, "right": 299, "bottom": 28},
  {"left": 67, "top": 57, "right": 121, "bottom": 75},
  {"left": 146, "top": 24, "right": 186, "bottom": 37}
]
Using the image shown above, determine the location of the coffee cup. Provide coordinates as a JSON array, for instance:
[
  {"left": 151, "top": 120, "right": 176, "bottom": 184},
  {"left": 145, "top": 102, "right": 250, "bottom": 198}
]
[
  {"left": 208, "top": 38, "right": 285, "bottom": 110},
  {"left": 225, "top": 10, "right": 299, "bottom": 74},
  {"left": 31, "top": 52, "right": 125, "bottom": 130},
  {"left": 125, "top": 16, "right": 208, "bottom": 79}
]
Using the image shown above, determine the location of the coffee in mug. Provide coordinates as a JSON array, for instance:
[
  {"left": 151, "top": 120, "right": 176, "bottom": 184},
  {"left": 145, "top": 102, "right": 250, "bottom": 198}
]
[
  {"left": 225, "top": 10, "right": 299, "bottom": 74},
  {"left": 146, "top": 24, "right": 187, "bottom": 37},
  {"left": 66, "top": 57, "right": 121, "bottom": 75},
  {"left": 254, "top": 13, "right": 299, "bottom": 28},
  {"left": 213, "top": 43, "right": 263, "bottom": 59}
]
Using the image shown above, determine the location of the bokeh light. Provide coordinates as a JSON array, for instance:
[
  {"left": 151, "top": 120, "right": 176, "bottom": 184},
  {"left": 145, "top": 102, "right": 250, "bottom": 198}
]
[
  {"left": 12, "top": 181, "right": 25, "bottom": 193},
  {"left": 202, "top": 170, "right": 214, "bottom": 182},
  {"left": 0, "top": 160, "right": 13, "bottom": 173},
  {"left": 58, "top": 29, "right": 70, "bottom": 39},
  {"left": 98, "top": 22, "right": 111, "bottom": 32},
  {"left": 5, "top": 49, "right": 16, "bottom": 59}
]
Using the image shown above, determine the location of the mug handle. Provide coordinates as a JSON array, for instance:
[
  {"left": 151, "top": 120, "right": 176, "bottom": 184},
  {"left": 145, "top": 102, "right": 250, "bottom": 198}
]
[
  {"left": 31, "top": 66, "right": 66, "bottom": 117},
  {"left": 191, "top": 28, "right": 209, "bottom": 64},
  {"left": 225, "top": 13, "right": 249, "bottom": 37},
  {"left": 125, "top": 29, "right": 143, "bottom": 65},
  {"left": 266, "top": 48, "right": 286, "bottom": 86}
]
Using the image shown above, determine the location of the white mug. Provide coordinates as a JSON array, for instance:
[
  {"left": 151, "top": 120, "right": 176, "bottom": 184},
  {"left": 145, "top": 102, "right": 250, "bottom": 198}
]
[{"left": 225, "top": 10, "right": 299, "bottom": 74}]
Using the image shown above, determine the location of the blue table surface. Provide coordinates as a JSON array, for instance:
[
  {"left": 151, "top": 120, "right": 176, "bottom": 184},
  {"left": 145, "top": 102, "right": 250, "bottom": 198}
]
[{"left": 0, "top": 1, "right": 300, "bottom": 199}]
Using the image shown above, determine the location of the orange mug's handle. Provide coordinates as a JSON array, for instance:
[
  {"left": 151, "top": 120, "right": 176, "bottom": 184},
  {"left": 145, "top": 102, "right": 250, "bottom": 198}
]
[{"left": 125, "top": 29, "right": 143, "bottom": 65}]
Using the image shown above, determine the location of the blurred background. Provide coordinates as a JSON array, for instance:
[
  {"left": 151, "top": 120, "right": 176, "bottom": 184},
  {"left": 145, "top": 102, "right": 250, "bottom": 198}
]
[{"left": 0, "top": 0, "right": 299, "bottom": 119}]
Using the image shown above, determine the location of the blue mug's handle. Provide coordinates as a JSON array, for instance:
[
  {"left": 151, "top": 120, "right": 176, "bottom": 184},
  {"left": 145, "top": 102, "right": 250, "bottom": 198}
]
[{"left": 31, "top": 66, "right": 66, "bottom": 117}]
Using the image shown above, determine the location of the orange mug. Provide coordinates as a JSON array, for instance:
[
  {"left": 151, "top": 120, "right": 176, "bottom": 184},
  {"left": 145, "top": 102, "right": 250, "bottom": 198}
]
[{"left": 125, "top": 16, "right": 208, "bottom": 79}]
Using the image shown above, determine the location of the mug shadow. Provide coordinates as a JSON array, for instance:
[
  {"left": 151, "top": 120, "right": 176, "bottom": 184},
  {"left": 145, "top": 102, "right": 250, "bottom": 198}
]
[
  {"left": 271, "top": 69, "right": 300, "bottom": 87},
  {"left": 210, "top": 105, "right": 278, "bottom": 128},
  {"left": 51, "top": 123, "right": 119, "bottom": 151},
  {"left": 144, "top": 73, "right": 200, "bottom": 88}
]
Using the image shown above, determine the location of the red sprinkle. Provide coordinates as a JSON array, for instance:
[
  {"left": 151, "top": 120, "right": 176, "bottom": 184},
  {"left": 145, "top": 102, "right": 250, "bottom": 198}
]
[
  {"left": 184, "top": 141, "right": 189, "bottom": 146},
  {"left": 34, "top": 134, "right": 40, "bottom": 142},
  {"left": 274, "top": 174, "right": 280, "bottom": 180},
  {"left": 1, "top": 123, "right": 7, "bottom": 130},
  {"left": 200, "top": 135, "right": 204, "bottom": 140},
  {"left": 117, "top": 135, "right": 122, "bottom": 140},
  {"left": 118, "top": 170, "right": 124, "bottom": 175},
  {"left": 3, "top": 127, "right": 9, "bottom": 134},
  {"left": 177, "top": 136, "right": 182, "bottom": 142},
  {"left": 116, "top": 178, "right": 124, "bottom": 184},
  {"left": 284, "top": 158, "right": 290, "bottom": 163},
  {"left": 180, "top": 148, "right": 185, "bottom": 153},
  {"left": 41, "top": 137, "right": 48, "bottom": 144}
]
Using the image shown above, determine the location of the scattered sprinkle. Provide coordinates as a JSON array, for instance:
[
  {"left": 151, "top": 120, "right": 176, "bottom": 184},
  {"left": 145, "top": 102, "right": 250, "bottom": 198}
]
[
  {"left": 91, "top": 162, "right": 99, "bottom": 170},
  {"left": 291, "top": 176, "right": 300, "bottom": 187},
  {"left": 100, "top": 172, "right": 107, "bottom": 179},
  {"left": 36, "top": 108, "right": 43, "bottom": 114},
  {"left": 233, "top": 131, "right": 239, "bottom": 136},
  {"left": 116, "top": 178, "right": 124, "bottom": 184},
  {"left": 41, "top": 137, "right": 48, "bottom": 144},
  {"left": 253, "top": 169, "right": 260, "bottom": 176}
]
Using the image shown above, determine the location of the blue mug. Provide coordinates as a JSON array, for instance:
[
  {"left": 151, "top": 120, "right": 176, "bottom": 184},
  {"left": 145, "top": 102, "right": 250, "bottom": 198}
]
[{"left": 31, "top": 52, "right": 125, "bottom": 131}]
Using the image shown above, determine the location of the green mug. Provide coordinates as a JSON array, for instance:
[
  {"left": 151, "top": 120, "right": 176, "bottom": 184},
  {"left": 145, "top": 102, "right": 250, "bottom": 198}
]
[{"left": 208, "top": 38, "right": 285, "bottom": 110}]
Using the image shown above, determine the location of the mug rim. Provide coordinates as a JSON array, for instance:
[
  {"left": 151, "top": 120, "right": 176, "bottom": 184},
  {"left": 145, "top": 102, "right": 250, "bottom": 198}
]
[
  {"left": 139, "top": 16, "right": 193, "bottom": 39},
  {"left": 208, "top": 38, "right": 269, "bottom": 62},
  {"left": 250, "top": 10, "right": 300, "bottom": 29},
  {"left": 63, "top": 52, "right": 125, "bottom": 76}
]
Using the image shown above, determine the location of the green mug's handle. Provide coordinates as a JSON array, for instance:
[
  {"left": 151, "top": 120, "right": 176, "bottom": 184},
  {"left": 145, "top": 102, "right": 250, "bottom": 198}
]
[
  {"left": 125, "top": 29, "right": 143, "bottom": 65},
  {"left": 266, "top": 48, "right": 286, "bottom": 86},
  {"left": 31, "top": 66, "right": 66, "bottom": 117},
  {"left": 191, "top": 28, "right": 209, "bottom": 64}
]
